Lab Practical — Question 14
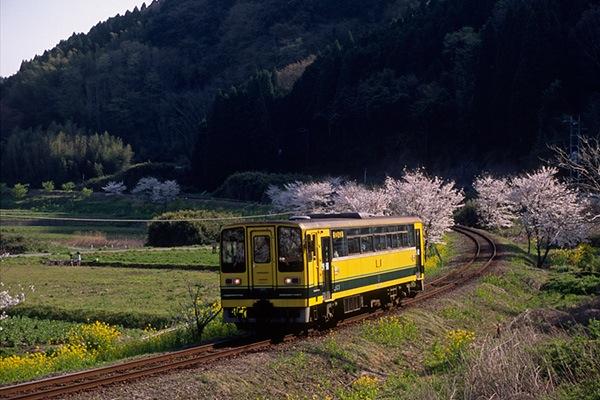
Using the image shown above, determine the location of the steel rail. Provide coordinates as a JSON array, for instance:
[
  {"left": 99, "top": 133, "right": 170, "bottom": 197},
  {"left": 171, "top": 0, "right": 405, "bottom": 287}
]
[
  {"left": 426, "top": 226, "right": 481, "bottom": 288},
  {"left": 0, "top": 226, "right": 496, "bottom": 400}
]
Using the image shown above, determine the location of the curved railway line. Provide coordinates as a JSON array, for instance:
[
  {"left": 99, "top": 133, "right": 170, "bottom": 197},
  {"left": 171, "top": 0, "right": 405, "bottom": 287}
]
[{"left": 0, "top": 225, "right": 496, "bottom": 400}]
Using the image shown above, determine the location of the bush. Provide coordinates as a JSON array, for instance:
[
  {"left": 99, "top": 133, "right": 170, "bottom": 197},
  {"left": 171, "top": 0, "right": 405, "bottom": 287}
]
[
  {"left": 541, "top": 273, "right": 600, "bottom": 296},
  {"left": 11, "top": 183, "right": 28, "bottom": 199},
  {"left": 41, "top": 181, "right": 55, "bottom": 191},
  {"left": 213, "top": 171, "right": 312, "bottom": 202},
  {"left": 68, "top": 321, "right": 120, "bottom": 355},
  {"left": 551, "top": 244, "right": 600, "bottom": 273},
  {"left": 539, "top": 335, "right": 600, "bottom": 384},
  {"left": 425, "top": 329, "right": 475, "bottom": 371},
  {"left": 61, "top": 182, "right": 76, "bottom": 191},
  {"left": 147, "top": 209, "right": 239, "bottom": 247},
  {"left": 0, "top": 234, "right": 50, "bottom": 254},
  {"left": 361, "top": 316, "right": 418, "bottom": 347},
  {"left": 80, "top": 187, "right": 93, "bottom": 198}
]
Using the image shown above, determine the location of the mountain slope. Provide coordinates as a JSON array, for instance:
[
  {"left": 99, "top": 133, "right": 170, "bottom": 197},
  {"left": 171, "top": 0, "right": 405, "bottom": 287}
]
[
  {"left": 0, "top": 0, "right": 413, "bottom": 160},
  {"left": 194, "top": 0, "right": 600, "bottom": 188}
]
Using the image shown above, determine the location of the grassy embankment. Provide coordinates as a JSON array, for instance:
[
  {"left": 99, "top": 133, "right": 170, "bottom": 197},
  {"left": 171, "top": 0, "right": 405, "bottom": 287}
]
[{"left": 167, "top": 235, "right": 599, "bottom": 400}]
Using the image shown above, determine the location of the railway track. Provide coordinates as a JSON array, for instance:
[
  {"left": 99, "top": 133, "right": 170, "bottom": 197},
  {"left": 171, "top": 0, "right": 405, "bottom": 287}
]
[{"left": 0, "top": 226, "right": 496, "bottom": 400}]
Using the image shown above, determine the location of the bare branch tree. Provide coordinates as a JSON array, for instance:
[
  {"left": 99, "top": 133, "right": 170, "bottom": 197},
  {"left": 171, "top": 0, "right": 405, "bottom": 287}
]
[
  {"left": 179, "top": 283, "right": 221, "bottom": 342},
  {"left": 550, "top": 135, "right": 600, "bottom": 196}
]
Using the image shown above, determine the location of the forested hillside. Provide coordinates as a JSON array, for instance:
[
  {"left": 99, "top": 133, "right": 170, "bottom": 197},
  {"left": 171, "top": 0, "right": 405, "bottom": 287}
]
[
  {"left": 195, "top": 0, "right": 600, "bottom": 187},
  {"left": 1, "top": 0, "right": 599, "bottom": 189},
  {"left": 0, "top": 0, "right": 410, "bottom": 164}
]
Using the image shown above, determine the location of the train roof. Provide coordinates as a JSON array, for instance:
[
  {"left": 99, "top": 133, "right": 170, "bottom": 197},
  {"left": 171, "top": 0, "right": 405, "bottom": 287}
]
[{"left": 224, "top": 214, "right": 422, "bottom": 230}]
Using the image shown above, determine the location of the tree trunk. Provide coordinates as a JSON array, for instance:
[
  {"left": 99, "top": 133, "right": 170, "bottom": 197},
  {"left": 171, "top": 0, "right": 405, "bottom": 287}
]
[
  {"left": 539, "top": 245, "right": 552, "bottom": 269},
  {"left": 432, "top": 243, "right": 443, "bottom": 267}
]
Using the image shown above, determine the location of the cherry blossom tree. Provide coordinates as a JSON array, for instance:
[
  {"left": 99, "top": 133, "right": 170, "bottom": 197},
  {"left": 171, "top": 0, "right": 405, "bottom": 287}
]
[
  {"left": 267, "top": 171, "right": 464, "bottom": 253},
  {"left": 132, "top": 177, "right": 162, "bottom": 199},
  {"left": 266, "top": 178, "right": 341, "bottom": 213},
  {"left": 101, "top": 181, "right": 126, "bottom": 195},
  {"left": 0, "top": 282, "right": 25, "bottom": 324},
  {"left": 510, "top": 167, "right": 590, "bottom": 267},
  {"left": 473, "top": 175, "right": 515, "bottom": 229},
  {"left": 331, "top": 181, "right": 390, "bottom": 215},
  {"left": 385, "top": 170, "right": 464, "bottom": 246},
  {"left": 151, "top": 180, "right": 181, "bottom": 204},
  {"left": 132, "top": 177, "right": 180, "bottom": 204}
]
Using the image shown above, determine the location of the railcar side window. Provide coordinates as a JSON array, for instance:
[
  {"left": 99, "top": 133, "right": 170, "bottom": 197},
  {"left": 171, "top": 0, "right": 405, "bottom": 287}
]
[
  {"left": 253, "top": 235, "right": 271, "bottom": 263},
  {"left": 373, "top": 235, "right": 387, "bottom": 251},
  {"left": 278, "top": 227, "right": 303, "bottom": 272},
  {"left": 360, "top": 236, "right": 373, "bottom": 253},
  {"left": 389, "top": 233, "right": 400, "bottom": 248},
  {"left": 408, "top": 225, "right": 416, "bottom": 246},
  {"left": 399, "top": 231, "right": 409, "bottom": 247},
  {"left": 221, "top": 228, "right": 245, "bottom": 273},
  {"left": 347, "top": 237, "right": 361, "bottom": 255},
  {"left": 332, "top": 230, "right": 348, "bottom": 258},
  {"left": 307, "top": 234, "right": 316, "bottom": 260},
  {"left": 330, "top": 224, "right": 418, "bottom": 257}
]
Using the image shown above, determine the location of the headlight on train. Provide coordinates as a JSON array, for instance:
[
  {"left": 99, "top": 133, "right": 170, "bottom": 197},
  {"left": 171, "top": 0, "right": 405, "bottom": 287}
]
[
  {"left": 233, "top": 278, "right": 242, "bottom": 285},
  {"left": 284, "top": 277, "right": 299, "bottom": 284}
]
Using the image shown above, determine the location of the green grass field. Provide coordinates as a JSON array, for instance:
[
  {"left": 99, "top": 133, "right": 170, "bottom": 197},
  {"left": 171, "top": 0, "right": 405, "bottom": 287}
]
[
  {"left": 82, "top": 247, "right": 219, "bottom": 267},
  {"left": 1, "top": 257, "right": 219, "bottom": 328},
  {"left": 0, "top": 191, "right": 275, "bottom": 255},
  {"left": 1, "top": 191, "right": 270, "bottom": 219}
]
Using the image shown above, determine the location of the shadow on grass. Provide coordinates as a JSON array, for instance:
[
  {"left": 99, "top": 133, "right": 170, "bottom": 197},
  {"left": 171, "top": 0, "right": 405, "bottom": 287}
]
[{"left": 495, "top": 242, "right": 536, "bottom": 267}]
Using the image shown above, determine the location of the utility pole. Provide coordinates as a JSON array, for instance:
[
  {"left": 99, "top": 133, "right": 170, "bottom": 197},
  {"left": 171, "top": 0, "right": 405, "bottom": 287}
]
[{"left": 564, "top": 114, "right": 582, "bottom": 180}]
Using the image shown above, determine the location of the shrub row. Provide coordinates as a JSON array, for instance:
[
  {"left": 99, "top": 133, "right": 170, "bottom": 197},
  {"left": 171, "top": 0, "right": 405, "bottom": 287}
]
[
  {"left": 542, "top": 273, "right": 600, "bottom": 296},
  {"left": 0, "top": 233, "right": 50, "bottom": 254},
  {"left": 79, "top": 261, "right": 218, "bottom": 271},
  {"left": 9, "top": 305, "right": 173, "bottom": 330},
  {"left": 147, "top": 209, "right": 238, "bottom": 247}
]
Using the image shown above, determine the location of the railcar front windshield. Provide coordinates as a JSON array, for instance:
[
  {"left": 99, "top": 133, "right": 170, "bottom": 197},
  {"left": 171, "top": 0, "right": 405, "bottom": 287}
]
[
  {"left": 277, "top": 226, "right": 303, "bottom": 272},
  {"left": 221, "top": 227, "right": 246, "bottom": 273}
]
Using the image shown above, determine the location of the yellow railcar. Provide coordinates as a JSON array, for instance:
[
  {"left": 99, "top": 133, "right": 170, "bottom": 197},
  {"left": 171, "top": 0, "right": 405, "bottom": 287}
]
[{"left": 219, "top": 213, "right": 425, "bottom": 327}]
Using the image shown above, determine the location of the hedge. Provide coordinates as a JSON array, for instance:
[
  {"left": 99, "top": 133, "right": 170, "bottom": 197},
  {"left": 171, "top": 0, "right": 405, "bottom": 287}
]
[
  {"left": 80, "top": 261, "right": 219, "bottom": 271},
  {"left": 147, "top": 209, "right": 239, "bottom": 247},
  {"left": 9, "top": 305, "right": 173, "bottom": 329}
]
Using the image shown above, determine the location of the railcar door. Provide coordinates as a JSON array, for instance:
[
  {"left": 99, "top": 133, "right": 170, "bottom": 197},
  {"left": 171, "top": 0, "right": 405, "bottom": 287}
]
[
  {"left": 249, "top": 227, "right": 276, "bottom": 288},
  {"left": 321, "top": 236, "right": 333, "bottom": 301},
  {"left": 415, "top": 228, "right": 422, "bottom": 278}
]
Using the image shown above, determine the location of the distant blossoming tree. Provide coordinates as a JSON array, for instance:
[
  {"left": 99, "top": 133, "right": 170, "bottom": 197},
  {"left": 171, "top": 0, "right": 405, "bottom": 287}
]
[
  {"left": 266, "top": 178, "right": 341, "bottom": 213},
  {"left": 267, "top": 171, "right": 464, "bottom": 251},
  {"left": 510, "top": 167, "right": 590, "bottom": 267},
  {"left": 331, "top": 181, "right": 390, "bottom": 215},
  {"left": 101, "top": 181, "right": 126, "bottom": 195},
  {"left": 152, "top": 180, "right": 181, "bottom": 204},
  {"left": 473, "top": 175, "right": 515, "bottom": 229},
  {"left": 132, "top": 177, "right": 180, "bottom": 204},
  {"left": 0, "top": 282, "right": 25, "bottom": 324},
  {"left": 132, "top": 177, "right": 161, "bottom": 199},
  {"left": 385, "top": 170, "right": 464, "bottom": 246}
]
